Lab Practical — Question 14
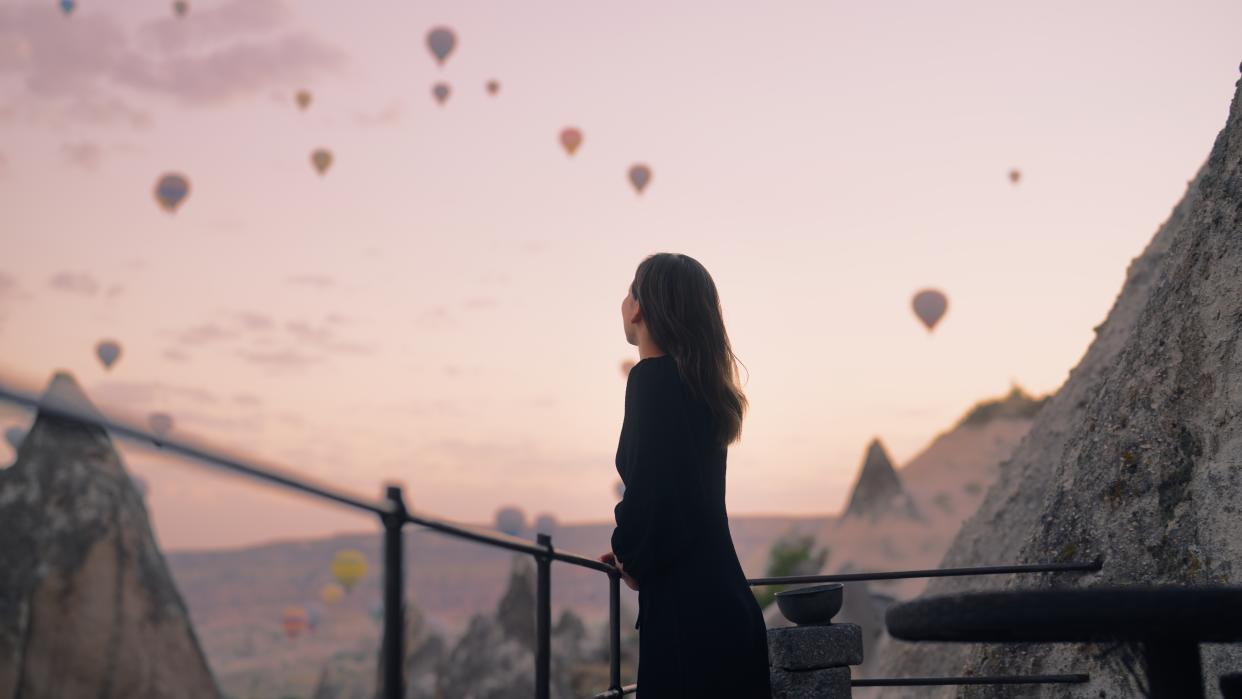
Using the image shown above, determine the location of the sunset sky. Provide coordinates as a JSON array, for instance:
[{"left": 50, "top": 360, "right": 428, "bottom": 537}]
[{"left": 1, "top": 0, "right": 1239, "bottom": 550}]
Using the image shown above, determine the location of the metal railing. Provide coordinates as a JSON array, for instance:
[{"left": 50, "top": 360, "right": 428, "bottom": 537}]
[{"left": 0, "top": 379, "right": 1100, "bottom": 697}]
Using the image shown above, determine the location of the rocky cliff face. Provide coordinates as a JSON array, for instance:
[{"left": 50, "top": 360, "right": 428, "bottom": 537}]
[
  {"left": 842, "top": 438, "right": 919, "bottom": 520},
  {"left": 874, "top": 69, "right": 1242, "bottom": 698},
  {"left": 0, "top": 371, "right": 219, "bottom": 699}
]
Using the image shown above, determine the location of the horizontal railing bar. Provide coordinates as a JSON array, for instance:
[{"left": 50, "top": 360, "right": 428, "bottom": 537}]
[
  {"left": 0, "top": 382, "right": 391, "bottom": 516},
  {"left": 402, "top": 512, "right": 616, "bottom": 574},
  {"left": 590, "top": 683, "right": 638, "bottom": 698},
  {"left": 747, "top": 558, "right": 1103, "bottom": 586},
  {"left": 852, "top": 673, "right": 1090, "bottom": 686}
]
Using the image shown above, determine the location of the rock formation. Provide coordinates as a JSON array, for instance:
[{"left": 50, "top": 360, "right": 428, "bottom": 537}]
[
  {"left": 436, "top": 553, "right": 591, "bottom": 699},
  {"left": 0, "top": 371, "right": 220, "bottom": 698},
  {"left": 842, "top": 438, "right": 919, "bottom": 520},
  {"left": 873, "top": 68, "right": 1242, "bottom": 698}
]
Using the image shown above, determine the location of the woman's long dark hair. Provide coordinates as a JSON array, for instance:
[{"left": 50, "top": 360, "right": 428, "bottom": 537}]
[{"left": 630, "top": 253, "right": 749, "bottom": 447}]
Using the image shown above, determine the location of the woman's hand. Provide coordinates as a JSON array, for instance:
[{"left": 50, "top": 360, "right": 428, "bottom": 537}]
[{"left": 598, "top": 551, "right": 640, "bottom": 591}]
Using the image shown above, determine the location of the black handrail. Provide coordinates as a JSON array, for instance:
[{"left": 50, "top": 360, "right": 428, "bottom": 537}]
[
  {"left": 746, "top": 557, "right": 1103, "bottom": 586},
  {"left": 853, "top": 674, "right": 1090, "bottom": 686},
  {"left": 0, "top": 378, "right": 1099, "bottom": 698}
]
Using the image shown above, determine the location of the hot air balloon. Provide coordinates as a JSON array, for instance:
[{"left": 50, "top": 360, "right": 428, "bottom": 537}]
[
  {"left": 311, "top": 148, "right": 333, "bottom": 176},
  {"left": 295, "top": 89, "right": 312, "bottom": 111},
  {"left": 148, "top": 412, "right": 173, "bottom": 441},
  {"left": 1008, "top": 168, "right": 1021, "bottom": 184},
  {"left": 5, "top": 426, "right": 26, "bottom": 452},
  {"left": 59, "top": 0, "right": 74, "bottom": 16},
  {"left": 96, "top": 339, "right": 121, "bottom": 370},
  {"left": 533, "top": 513, "right": 558, "bottom": 538},
  {"left": 426, "top": 27, "right": 457, "bottom": 65},
  {"left": 628, "top": 164, "right": 651, "bottom": 194},
  {"left": 494, "top": 506, "right": 525, "bottom": 536},
  {"left": 485, "top": 80, "right": 500, "bottom": 96},
  {"left": 320, "top": 582, "right": 345, "bottom": 606},
  {"left": 911, "top": 289, "right": 948, "bottom": 332},
  {"left": 432, "top": 82, "right": 451, "bottom": 106},
  {"left": 281, "top": 606, "right": 309, "bottom": 639},
  {"left": 559, "top": 128, "right": 582, "bottom": 156},
  {"left": 172, "top": 0, "right": 188, "bottom": 17},
  {"left": 620, "top": 359, "right": 636, "bottom": 376},
  {"left": 330, "top": 549, "right": 367, "bottom": 591},
  {"left": 154, "top": 173, "right": 190, "bottom": 213}
]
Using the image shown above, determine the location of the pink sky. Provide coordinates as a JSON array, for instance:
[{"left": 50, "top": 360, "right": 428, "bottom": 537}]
[{"left": 1, "top": 0, "right": 1239, "bottom": 550}]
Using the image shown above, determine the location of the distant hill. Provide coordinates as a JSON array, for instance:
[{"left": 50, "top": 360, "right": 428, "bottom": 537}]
[{"left": 166, "top": 514, "right": 828, "bottom": 697}]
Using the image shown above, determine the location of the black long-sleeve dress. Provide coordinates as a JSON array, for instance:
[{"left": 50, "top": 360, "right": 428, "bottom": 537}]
[{"left": 611, "top": 353, "right": 772, "bottom": 698}]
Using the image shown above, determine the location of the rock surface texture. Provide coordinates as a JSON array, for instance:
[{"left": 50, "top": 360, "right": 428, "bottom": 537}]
[
  {"left": 0, "top": 372, "right": 220, "bottom": 699},
  {"left": 873, "top": 70, "right": 1242, "bottom": 698}
]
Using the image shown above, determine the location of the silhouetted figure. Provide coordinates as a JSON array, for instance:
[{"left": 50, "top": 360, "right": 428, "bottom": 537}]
[{"left": 602, "top": 253, "right": 771, "bottom": 698}]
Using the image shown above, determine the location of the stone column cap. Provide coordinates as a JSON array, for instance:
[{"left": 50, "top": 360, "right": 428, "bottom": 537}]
[{"left": 768, "top": 622, "right": 864, "bottom": 670}]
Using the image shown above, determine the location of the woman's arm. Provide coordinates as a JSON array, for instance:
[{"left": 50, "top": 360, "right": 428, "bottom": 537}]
[{"left": 609, "top": 366, "right": 698, "bottom": 586}]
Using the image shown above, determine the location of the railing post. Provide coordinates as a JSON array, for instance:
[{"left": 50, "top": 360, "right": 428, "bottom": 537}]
[
  {"left": 535, "top": 532, "right": 552, "bottom": 699},
  {"left": 609, "top": 570, "right": 621, "bottom": 695},
  {"left": 381, "top": 486, "right": 407, "bottom": 699}
]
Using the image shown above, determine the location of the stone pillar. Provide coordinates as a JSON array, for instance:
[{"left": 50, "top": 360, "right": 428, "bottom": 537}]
[{"left": 768, "top": 623, "right": 863, "bottom": 699}]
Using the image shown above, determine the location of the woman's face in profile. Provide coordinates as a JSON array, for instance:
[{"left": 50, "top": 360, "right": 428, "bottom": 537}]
[{"left": 621, "top": 286, "right": 639, "bottom": 346}]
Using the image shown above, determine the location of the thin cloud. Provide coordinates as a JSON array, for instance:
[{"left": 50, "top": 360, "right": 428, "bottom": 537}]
[
  {"left": 237, "top": 347, "right": 322, "bottom": 370},
  {"left": 284, "top": 319, "right": 372, "bottom": 354},
  {"left": 137, "top": 0, "right": 290, "bottom": 55},
  {"left": 92, "top": 379, "right": 219, "bottom": 407},
  {"left": 463, "top": 296, "right": 499, "bottom": 311},
  {"left": 355, "top": 101, "right": 403, "bottom": 127},
  {"left": 48, "top": 271, "right": 100, "bottom": 296},
  {"left": 234, "top": 311, "right": 275, "bottom": 331},
  {"left": 173, "top": 322, "right": 236, "bottom": 346},
  {"left": 62, "top": 141, "right": 103, "bottom": 171},
  {"left": 163, "top": 348, "right": 191, "bottom": 362},
  {"left": 286, "top": 274, "right": 334, "bottom": 288},
  {"left": 414, "top": 305, "right": 456, "bottom": 330},
  {"left": 0, "top": 2, "right": 345, "bottom": 126}
]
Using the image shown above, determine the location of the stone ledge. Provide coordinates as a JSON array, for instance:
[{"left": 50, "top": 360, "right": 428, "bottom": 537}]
[
  {"left": 768, "top": 623, "right": 863, "bottom": 670},
  {"left": 770, "top": 665, "right": 851, "bottom": 698}
]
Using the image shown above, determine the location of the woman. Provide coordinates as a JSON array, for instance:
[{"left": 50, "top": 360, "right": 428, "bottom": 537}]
[{"left": 598, "top": 253, "right": 772, "bottom": 698}]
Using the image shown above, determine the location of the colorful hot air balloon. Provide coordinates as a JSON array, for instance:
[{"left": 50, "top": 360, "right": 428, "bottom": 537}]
[
  {"left": 154, "top": 173, "right": 190, "bottom": 213},
  {"left": 485, "top": 80, "right": 500, "bottom": 96},
  {"left": 559, "top": 127, "right": 583, "bottom": 156},
  {"left": 282, "top": 606, "right": 309, "bottom": 639},
  {"left": 59, "top": 0, "right": 75, "bottom": 16},
  {"left": 295, "top": 89, "right": 312, "bottom": 111},
  {"left": 494, "top": 506, "right": 525, "bottom": 536},
  {"left": 320, "top": 582, "right": 345, "bottom": 606},
  {"left": 311, "top": 148, "right": 333, "bottom": 175},
  {"left": 148, "top": 412, "right": 174, "bottom": 440},
  {"left": 172, "top": 0, "right": 188, "bottom": 17},
  {"left": 619, "top": 358, "right": 636, "bottom": 377},
  {"left": 330, "top": 549, "right": 367, "bottom": 591},
  {"left": 432, "top": 82, "right": 451, "bottom": 106},
  {"left": 1008, "top": 168, "right": 1021, "bottom": 184},
  {"left": 4, "top": 426, "right": 26, "bottom": 452},
  {"left": 911, "top": 289, "right": 948, "bottom": 332},
  {"left": 95, "top": 339, "right": 121, "bottom": 370},
  {"left": 426, "top": 27, "right": 457, "bottom": 65},
  {"left": 628, "top": 164, "right": 652, "bottom": 195}
]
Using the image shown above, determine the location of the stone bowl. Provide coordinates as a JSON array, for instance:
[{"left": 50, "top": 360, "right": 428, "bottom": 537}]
[{"left": 775, "top": 583, "right": 844, "bottom": 625}]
